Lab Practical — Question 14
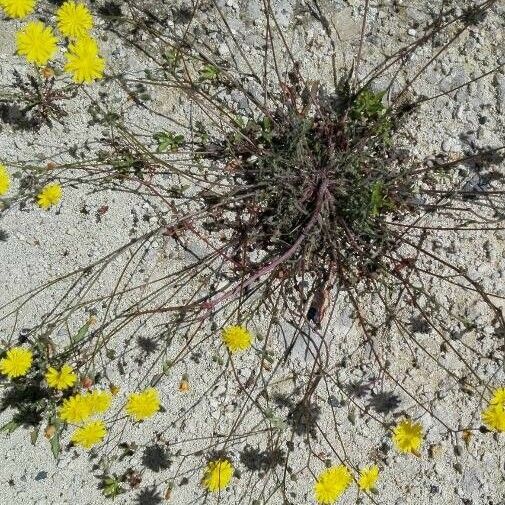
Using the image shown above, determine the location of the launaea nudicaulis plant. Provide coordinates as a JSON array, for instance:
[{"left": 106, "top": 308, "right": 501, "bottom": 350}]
[{"left": 1, "top": 0, "right": 505, "bottom": 503}]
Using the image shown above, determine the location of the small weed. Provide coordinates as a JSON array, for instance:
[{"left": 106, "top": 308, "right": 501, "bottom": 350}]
[
  {"left": 153, "top": 131, "right": 185, "bottom": 153},
  {"left": 0, "top": 70, "right": 76, "bottom": 129}
]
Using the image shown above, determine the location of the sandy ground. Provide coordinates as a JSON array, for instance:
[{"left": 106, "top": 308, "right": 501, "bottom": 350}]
[{"left": 1, "top": 0, "right": 505, "bottom": 504}]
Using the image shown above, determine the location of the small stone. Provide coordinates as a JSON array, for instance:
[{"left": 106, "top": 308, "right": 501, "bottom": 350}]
[
  {"left": 34, "top": 471, "right": 48, "bottom": 481},
  {"left": 218, "top": 43, "right": 229, "bottom": 56},
  {"left": 328, "top": 395, "right": 339, "bottom": 407},
  {"left": 442, "top": 138, "right": 458, "bottom": 152},
  {"left": 237, "top": 98, "right": 249, "bottom": 111}
]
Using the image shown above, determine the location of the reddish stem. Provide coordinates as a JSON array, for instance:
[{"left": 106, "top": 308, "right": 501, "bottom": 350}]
[{"left": 202, "top": 179, "right": 330, "bottom": 312}]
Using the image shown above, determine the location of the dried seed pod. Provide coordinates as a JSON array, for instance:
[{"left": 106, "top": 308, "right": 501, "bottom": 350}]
[
  {"left": 41, "top": 66, "right": 54, "bottom": 79},
  {"left": 44, "top": 424, "right": 56, "bottom": 439},
  {"left": 81, "top": 376, "right": 93, "bottom": 389},
  {"left": 307, "top": 285, "right": 330, "bottom": 327},
  {"left": 179, "top": 377, "right": 190, "bottom": 392}
]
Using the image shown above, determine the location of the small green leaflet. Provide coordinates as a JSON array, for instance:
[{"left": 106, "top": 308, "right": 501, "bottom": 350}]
[{"left": 71, "top": 319, "right": 92, "bottom": 345}]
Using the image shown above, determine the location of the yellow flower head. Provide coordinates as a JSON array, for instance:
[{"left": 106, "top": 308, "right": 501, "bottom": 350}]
[
  {"left": 0, "top": 0, "right": 36, "bottom": 18},
  {"left": 393, "top": 419, "right": 423, "bottom": 454},
  {"left": 221, "top": 325, "right": 253, "bottom": 353},
  {"left": 358, "top": 464, "right": 379, "bottom": 492},
  {"left": 87, "top": 389, "right": 112, "bottom": 415},
  {"left": 71, "top": 420, "right": 106, "bottom": 449},
  {"left": 57, "top": 1, "right": 93, "bottom": 39},
  {"left": 202, "top": 459, "right": 234, "bottom": 492},
  {"left": 0, "top": 347, "right": 32, "bottom": 378},
  {"left": 64, "top": 36, "right": 105, "bottom": 84},
  {"left": 314, "top": 465, "right": 352, "bottom": 504},
  {"left": 16, "top": 21, "right": 58, "bottom": 66},
  {"left": 45, "top": 364, "right": 77, "bottom": 390},
  {"left": 490, "top": 387, "right": 505, "bottom": 406},
  {"left": 125, "top": 388, "right": 160, "bottom": 421},
  {"left": 37, "top": 182, "right": 62, "bottom": 208},
  {"left": 482, "top": 403, "right": 505, "bottom": 432},
  {"left": 0, "top": 164, "right": 10, "bottom": 195},
  {"left": 59, "top": 393, "right": 92, "bottom": 424}
]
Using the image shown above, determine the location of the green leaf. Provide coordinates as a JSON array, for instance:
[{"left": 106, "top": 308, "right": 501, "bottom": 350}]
[
  {"left": 263, "top": 407, "right": 274, "bottom": 419},
  {"left": 352, "top": 88, "right": 386, "bottom": 119},
  {"left": 270, "top": 416, "right": 288, "bottom": 430},
  {"left": 50, "top": 430, "right": 61, "bottom": 459},
  {"left": 71, "top": 320, "right": 92, "bottom": 345},
  {"left": 199, "top": 64, "right": 219, "bottom": 81},
  {"left": 370, "top": 181, "right": 384, "bottom": 217},
  {"left": 347, "top": 408, "right": 356, "bottom": 425},
  {"left": 162, "top": 360, "right": 172, "bottom": 375},
  {"left": 153, "top": 131, "right": 185, "bottom": 153},
  {"left": 163, "top": 49, "right": 181, "bottom": 69},
  {"left": 102, "top": 475, "right": 124, "bottom": 499},
  {"left": 30, "top": 427, "right": 39, "bottom": 446},
  {"left": 1, "top": 418, "right": 20, "bottom": 433}
]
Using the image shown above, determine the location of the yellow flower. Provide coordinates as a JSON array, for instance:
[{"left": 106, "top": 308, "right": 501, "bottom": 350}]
[
  {"left": 45, "top": 364, "right": 77, "bottom": 390},
  {"left": 57, "top": 1, "right": 93, "bottom": 39},
  {"left": 314, "top": 465, "right": 352, "bottom": 504},
  {"left": 0, "top": 347, "right": 32, "bottom": 378},
  {"left": 490, "top": 387, "right": 505, "bottom": 406},
  {"left": 221, "top": 325, "right": 253, "bottom": 353},
  {"left": 37, "top": 182, "right": 62, "bottom": 208},
  {"left": 125, "top": 388, "right": 160, "bottom": 421},
  {"left": 71, "top": 420, "right": 106, "bottom": 449},
  {"left": 16, "top": 21, "right": 58, "bottom": 66},
  {"left": 0, "top": 164, "right": 10, "bottom": 195},
  {"left": 59, "top": 393, "right": 92, "bottom": 424},
  {"left": 0, "top": 0, "right": 36, "bottom": 18},
  {"left": 358, "top": 465, "right": 379, "bottom": 492},
  {"left": 64, "top": 36, "right": 105, "bottom": 83},
  {"left": 393, "top": 419, "right": 423, "bottom": 454},
  {"left": 87, "top": 389, "right": 112, "bottom": 414},
  {"left": 202, "top": 459, "right": 234, "bottom": 492},
  {"left": 482, "top": 403, "right": 505, "bottom": 432}
]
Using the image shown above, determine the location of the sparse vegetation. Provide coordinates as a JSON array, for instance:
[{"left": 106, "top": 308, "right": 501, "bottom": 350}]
[{"left": 0, "top": 0, "right": 504, "bottom": 503}]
